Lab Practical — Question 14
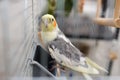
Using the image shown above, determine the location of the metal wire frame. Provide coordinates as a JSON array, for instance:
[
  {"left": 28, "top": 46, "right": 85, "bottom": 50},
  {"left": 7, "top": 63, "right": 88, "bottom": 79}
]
[{"left": 29, "top": 59, "right": 57, "bottom": 79}]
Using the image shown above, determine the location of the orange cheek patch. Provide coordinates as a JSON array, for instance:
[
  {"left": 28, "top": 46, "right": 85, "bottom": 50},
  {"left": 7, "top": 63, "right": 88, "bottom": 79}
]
[{"left": 53, "top": 20, "right": 57, "bottom": 27}]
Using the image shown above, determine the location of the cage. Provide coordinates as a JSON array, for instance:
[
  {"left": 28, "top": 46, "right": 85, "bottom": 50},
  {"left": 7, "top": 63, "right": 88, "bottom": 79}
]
[{"left": 0, "top": 0, "right": 120, "bottom": 80}]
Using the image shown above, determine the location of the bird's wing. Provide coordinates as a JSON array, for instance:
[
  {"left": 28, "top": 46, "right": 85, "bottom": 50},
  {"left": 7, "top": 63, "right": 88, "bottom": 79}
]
[{"left": 48, "top": 35, "right": 99, "bottom": 74}]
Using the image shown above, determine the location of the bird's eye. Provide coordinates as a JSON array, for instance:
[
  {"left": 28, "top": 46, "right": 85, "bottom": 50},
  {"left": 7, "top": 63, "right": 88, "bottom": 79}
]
[{"left": 51, "top": 18, "right": 54, "bottom": 22}]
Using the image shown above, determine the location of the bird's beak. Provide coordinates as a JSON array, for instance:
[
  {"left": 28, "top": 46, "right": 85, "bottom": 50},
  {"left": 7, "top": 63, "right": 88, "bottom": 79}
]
[{"left": 44, "top": 19, "right": 48, "bottom": 28}]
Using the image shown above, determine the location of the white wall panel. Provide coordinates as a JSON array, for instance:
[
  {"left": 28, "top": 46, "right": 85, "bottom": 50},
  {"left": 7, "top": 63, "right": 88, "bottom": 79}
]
[{"left": 0, "top": 0, "right": 44, "bottom": 79}]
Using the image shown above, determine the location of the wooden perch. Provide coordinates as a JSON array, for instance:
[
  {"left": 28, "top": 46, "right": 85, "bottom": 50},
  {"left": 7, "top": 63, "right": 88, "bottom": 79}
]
[
  {"left": 78, "top": 0, "right": 85, "bottom": 13},
  {"left": 94, "top": 0, "right": 120, "bottom": 28},
  {"left": 109, "top": 52, "right": 117, "bottom": 60},
  {"left": 93, "top": 18, "right": 120, "bottom": 28},
  {"left": 114, "top": 0, "right": 120, "bottom": 19},
  {"left": 96, "top": 0, "right": 102, "bottom": 18}
]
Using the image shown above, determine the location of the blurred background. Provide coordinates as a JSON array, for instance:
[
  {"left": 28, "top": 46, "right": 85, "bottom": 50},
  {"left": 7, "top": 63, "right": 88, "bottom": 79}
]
[{"left": 0, "top": 0, "right": 120, "bottom": 80}]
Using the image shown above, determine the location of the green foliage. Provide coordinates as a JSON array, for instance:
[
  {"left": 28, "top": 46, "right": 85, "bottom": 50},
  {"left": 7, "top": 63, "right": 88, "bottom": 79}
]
[{"left": 64, "top": 0, "right": 73, "bottom": 16}]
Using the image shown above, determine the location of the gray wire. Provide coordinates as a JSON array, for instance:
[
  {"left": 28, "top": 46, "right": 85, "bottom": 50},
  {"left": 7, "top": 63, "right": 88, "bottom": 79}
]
[{"left": 30, "top": 60, "right": 57, "bottom": 79}]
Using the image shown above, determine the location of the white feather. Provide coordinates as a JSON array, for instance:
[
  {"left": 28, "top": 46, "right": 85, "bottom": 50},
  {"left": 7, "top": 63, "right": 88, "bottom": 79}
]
[
  {"left": 58, "top": 35, "right": 70, "bottom": 43},
  {"left": 41, "top": 31, "right": 57, "bottom": 44},
  {"left": 48, "top": 47, "right": 99, "bottom": 74},
  {"left": 82, "top": 73, "right": 93, "bottom": 80}
]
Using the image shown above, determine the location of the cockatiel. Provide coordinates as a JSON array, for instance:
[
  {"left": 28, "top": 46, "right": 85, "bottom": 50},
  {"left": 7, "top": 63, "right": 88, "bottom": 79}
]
[{"left": 38, "top": 14, "right": 107, "bottom": 80}]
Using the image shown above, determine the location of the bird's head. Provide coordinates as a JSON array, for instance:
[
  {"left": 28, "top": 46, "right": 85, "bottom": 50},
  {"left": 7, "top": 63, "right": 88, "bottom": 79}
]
[{"left": 40, "top": 14, "right": 57, "bottom": 32}]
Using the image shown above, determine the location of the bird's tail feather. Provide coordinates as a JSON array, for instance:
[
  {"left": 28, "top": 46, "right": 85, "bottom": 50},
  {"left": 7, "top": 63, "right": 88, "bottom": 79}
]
[
  {"left": 86, "top": 57, "right": 108, "bottom": 73},
  {"left": 82, "top": 73, "right": 93, "bottom": 80}
]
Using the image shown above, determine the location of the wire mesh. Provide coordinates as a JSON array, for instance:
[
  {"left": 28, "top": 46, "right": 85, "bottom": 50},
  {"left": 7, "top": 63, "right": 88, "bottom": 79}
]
[
  {"left": 0, "top": 0, "right": 120, "bottom": 80},
  {"left": 0, "top": 0, "right": 40, "bottom": 79}
]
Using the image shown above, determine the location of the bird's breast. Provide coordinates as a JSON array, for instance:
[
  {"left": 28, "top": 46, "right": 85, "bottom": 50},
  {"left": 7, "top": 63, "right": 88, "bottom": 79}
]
[{"left": 41, "top": 31, "right": 57, "bottom": 44}]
